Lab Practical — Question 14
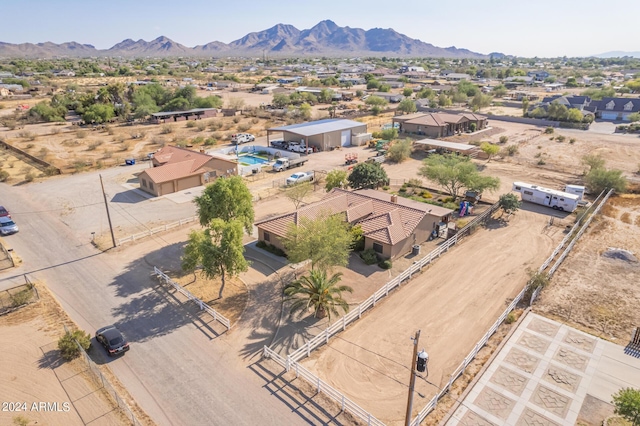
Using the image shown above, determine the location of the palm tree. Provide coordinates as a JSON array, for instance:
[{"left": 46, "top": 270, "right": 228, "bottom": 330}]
[{"left": 284, "top": 270, "right": 353, "bottom": 320}]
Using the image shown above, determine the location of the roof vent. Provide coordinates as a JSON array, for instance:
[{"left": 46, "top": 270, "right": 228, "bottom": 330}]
[{"left": 391, "top": 195, "right": 398, "bottom": 203}]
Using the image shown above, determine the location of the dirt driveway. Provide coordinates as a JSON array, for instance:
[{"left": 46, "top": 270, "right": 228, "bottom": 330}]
[{"left": 301, "top": 208, "right": 563, "bottom": 425}]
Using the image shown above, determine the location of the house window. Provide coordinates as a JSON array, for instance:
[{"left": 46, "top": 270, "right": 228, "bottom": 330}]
[
  {"left": 373, "top": 242, "right": 383, "bottom": 254},
  {"left": 149, "top": 181, "right": 154, "bottom": 190},
  {"left": 263, "top": 232, "right": 270, "bottom": 242},
  {"left": 141, "top": 179, "right": 147, "bottom": 188},
  {"left": 524, "top": 190, "right": 533, "bottom": 195}
]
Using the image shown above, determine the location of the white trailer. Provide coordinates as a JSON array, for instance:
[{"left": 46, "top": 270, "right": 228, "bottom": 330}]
[
  {"left": 564, "top": 184, "right": 586, "bottom": 201},
  {"left": 512, "top": 182, "right": 579, "bottom": 212}
]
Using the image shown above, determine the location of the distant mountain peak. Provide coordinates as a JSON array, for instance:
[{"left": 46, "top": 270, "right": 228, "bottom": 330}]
[{"left": 0, "top": 21, "right": 489, "bottom": 58}]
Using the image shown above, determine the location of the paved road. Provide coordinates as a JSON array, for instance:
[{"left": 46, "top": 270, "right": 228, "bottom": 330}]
[{"left": 0, "top": 182, "right": 311, "bottom": 426}]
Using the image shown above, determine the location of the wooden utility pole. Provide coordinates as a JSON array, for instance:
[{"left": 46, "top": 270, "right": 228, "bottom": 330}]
[
  {"left": 405, "top": 330, "right": 421, "bottom": 426},
  {"left": 99, "top": 174, "right": 116, "bottom": 249}
]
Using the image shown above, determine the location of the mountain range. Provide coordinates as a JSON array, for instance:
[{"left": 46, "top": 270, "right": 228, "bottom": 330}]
[
  {"left": 0, "top": 20, "right": 489, "bottom": 59},
  {"left": 592, "top": 51, "right": 640, "bottom": 59}
]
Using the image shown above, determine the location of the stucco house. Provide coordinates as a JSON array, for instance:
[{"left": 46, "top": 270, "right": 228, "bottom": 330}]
[
  {"left": 138, "top": 146, "right": 237, "bottom": 196},
  {"left": 393, "top": 112, "right": 487, "bottom": 138},
  {"left": 255, "top": 188, "right": 453, "bottom": 260}
]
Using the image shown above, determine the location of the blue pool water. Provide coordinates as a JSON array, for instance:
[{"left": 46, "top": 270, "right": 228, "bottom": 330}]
[{"left": 239, "top": 155, "right": 268, "bottom": 165}]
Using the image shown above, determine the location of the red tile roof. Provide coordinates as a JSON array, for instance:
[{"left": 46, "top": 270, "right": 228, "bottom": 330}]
[{"left": 256, "top": 189, "right": 453, "bottom": 246}]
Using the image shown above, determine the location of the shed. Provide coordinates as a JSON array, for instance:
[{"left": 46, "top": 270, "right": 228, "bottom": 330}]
[
  {"left": 414, "top": 139, "right": 479, "bottom": 156},
  {"left": 267, "top": 119, "right": 367, "bottom": 151}
]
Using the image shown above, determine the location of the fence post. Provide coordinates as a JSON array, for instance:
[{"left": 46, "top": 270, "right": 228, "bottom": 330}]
[
  {"left": 343, "top": 316, "right": 346, "bottom": 331},
  {"left": 295, "top": 362, "right": 299, "bottom": 378},
  {"left": 317, "top": 377, "right": 321, "bottom": 392},
  {"left": 199, "top": 300, "right": 203, "bottom": 310},
  {"left": 325, "top": 328, "right": 329, "bottom": 344},
  {"left": 307, "top": 341, "right": 311, "bottom": 357},
  {"left": 341, "top": 395, "right": 345, "bottom": 411},
  {"left": 358, "top": 304, "right": 362, "bottom": 319},
  {"left": 447, "top": 374, "right": 453, "bottom": 391}
]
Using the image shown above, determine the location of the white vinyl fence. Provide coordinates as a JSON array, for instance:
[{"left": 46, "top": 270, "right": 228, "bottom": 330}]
[
  {"left": 411, "top": 189, "right": 614, "bottom": 425},
  {"left": 117, "top": 216, "right": 199, "bottom": 246},
  {"left": 263, "top": 346, "right": 385, "bottom": 426},
  {"left": 287, "top": 202, "right": 499, "bottom": 364},
  {"left": 153, "top": 266, "right": 231, "bottom": 329}
]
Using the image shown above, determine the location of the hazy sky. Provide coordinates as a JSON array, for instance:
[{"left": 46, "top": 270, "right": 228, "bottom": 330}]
[{"left": 2, "top": 0, "right": 638, "bottom": 57}]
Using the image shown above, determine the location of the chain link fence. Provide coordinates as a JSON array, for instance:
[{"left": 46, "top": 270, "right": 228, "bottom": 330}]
[{"left": 64, "top": 325, "right": 143, "bottom": 426}]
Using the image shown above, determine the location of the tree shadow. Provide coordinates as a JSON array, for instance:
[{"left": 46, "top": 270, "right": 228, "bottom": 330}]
[
  {"left": 105, "top": 241, "right": 225, "bottom": 348},
  {"left": 38, "top": 348, "right": 66, "bottom": 370},
  {"left": 484, "top": 217, "right": 510, "bottom": 231}
]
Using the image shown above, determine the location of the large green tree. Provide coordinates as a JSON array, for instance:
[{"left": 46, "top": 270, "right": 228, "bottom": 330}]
[
  {"left": 181, "top": 219, "right": 248, "bottom": 299},
  {"left": 325, "top": 170, "right": 348, "bottom": 192},
  {"left": 82, "top": 103, "right": 115, "bottom": 123},
  {"left": 584, "top": 167, "right": 627, "bottom": 194},
  {"left": 613, "top": 388, "right": 640, "bottom": 426},
  {"left": 194, "top": 176, "right": 254, "bottom": 234},
  {"left": 470, "top": 93, "right": 492, "bottom": 111},
  {"left": 387, "top": 138, "right": 412, "bottom": 163},
  {"left": 498, "top": 193, "right": 522, "bottom": 214},
  {"left": 480, "top": 142, "right": 500, "bottom": 162},
  {"left": 419, "top": 153, "right": 500, "bottom": 198},
  {"left": 284, "top": 270, "right": 352, "bottom": 320},
  {"left": 283, "top": 214, "right": 353, "bottom": 271},
  {"left": 397, "top": 98, "right": 417, "bottom": 114},
  {"left": 347, "top": 162, "right": 389, "bottom": 189}
]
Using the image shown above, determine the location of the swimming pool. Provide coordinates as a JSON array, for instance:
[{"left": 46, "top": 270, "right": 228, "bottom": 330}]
[{"left": 239, "top": 155, "right": 269, "bottom": 165}]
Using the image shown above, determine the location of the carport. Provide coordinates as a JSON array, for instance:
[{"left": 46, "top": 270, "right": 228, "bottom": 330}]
[
  {"left": 414, "top": 138, "right": 479, "bottom": 156},
  {"left": 266, "top": 118, "right": 368, "bottom": 152}
]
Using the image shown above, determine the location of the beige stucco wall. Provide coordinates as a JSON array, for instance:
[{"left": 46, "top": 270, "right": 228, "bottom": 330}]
[
  {"left": 177, "top": 175, "right": 201, "bottom": 191},
  {"left": 402, "top": 123, "right": 443, "bottom": 138},
  {"left": 257, "top": 228, "right": 286, "bottom": 252}
]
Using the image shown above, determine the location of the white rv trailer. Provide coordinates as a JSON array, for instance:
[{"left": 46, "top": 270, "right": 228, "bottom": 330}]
[
  {"left": 564, "top": 184, "right": 586, "bottom": 200},
  {"left": 512, "top": 182, "right": 580, "bottom": 212}
]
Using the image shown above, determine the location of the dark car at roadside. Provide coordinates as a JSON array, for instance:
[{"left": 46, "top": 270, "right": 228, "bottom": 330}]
[{"left": 95, "top": 325, "right": 130, "bottom": 357}]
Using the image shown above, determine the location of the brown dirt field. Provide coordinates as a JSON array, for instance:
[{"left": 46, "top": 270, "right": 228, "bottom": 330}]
[
  {"left": 534, "top": 194, "right": 640, "bottom": 342},
  {"left": 301, "top": 209, "right": 563, "bottom": 425},
  {"left": 0, "top": 149, "right": 41, "bottom": 184}
]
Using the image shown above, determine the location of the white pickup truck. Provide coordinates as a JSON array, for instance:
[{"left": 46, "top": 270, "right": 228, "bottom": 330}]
[{"left": 286, "top": 172, "right": 314, "bottom": 186}]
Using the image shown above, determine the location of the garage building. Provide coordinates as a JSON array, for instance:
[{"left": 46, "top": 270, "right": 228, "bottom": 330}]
[{"left": 267, "top": 119, "right": 367, "bottom": 151}]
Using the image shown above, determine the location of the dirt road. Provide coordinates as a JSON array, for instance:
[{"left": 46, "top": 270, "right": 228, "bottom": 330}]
[{"left": 302, "top": 208, "right": 563, "bottom": 424}]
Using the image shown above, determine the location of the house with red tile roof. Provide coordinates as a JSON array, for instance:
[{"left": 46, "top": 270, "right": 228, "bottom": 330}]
[
  {"left": 255, "top": 188, "right": 453, "bottom": 259},
  {"left": 138, "top": 146, "right": 237, "bottom": 196}
]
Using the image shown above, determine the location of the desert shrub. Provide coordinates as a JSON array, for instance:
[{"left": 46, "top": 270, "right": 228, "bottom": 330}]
[
  {"left": 37, "top": 147, "right": 49, "bottom": 159},
  {"left": 95, "top": 160, "right": 104, "bottom": 169},
  {"left": 73, "top": 160, "right": 87, "bottom": 172},
  {"left": 537, "top": 159, "right": 546, "bottom": 165},
  {"left": 544, "top": 126, "right": 554, "bottom": 134},
  {"left": 119, "top": 141, "right": 131, "bottom": 151},
  {"left": 25, "top": 143, "right": 34, "bottom": 150},
  {"left": 57, "top": 330, "right": 91, "bottom": 361},
  {"left": 378, "top": 259, "right": 392, "bottom": 269},
  {"left": 350, "top": 225, "right": 365, "bottom": 251},
  {"left": 504, "top": 145, "right": 519, "bottom": 156},
  {"left": 255, "top": 240, "right": 286, "bottom": 257},
  {"left": 191, "top": 136, "right": 204, "bottom": 145},
  {"left": 87, "top": 141, "right": 103, "bottom": 151},
  {"left": 174, "top": 139, "right": 188, "bottom": 148},
  {"left": 113, "top": 134, "right": 125, "bottom": 143},
  {"left": 569, "top": 138, "right": 576, "bottom": 144},
  {"left": 524, "top": 271, "right": 550, "bottom": 301},
  {"left": 185, "top": 121, "right": 197, "bottom": 128},
  {"left": 233, "top": 116, "right": 241, "bottom": 124},
  {"left": 237, "top": 123, "right": 252, "bottom": 132},
  {"left": 211, "top": 131, "right": 223, "bottom": 139},
  {"left": 422, "top": 191, "right": 432, "bottom": 199},
  {"left": 12, "top": 415, "right": 30, "bottom": 426},
  {"left": 43, "top": 166, "right": 59, "bottom": 176},
  {"left": 102, "top": 150, "right": 113, "bottom": 159},
  {"left": 105, "top": 125, "right": 114, "bottom": 135},
  {"left": 360, "top": 248, "right": 378, "bottom": 265},
  {"left": 161, "top": 124, "right": 173, "bottom": 134},
  {"left": 251, "top": 118, "right": 260, "bottom": 125},
  {"left": 556, "top": 135, "right": 566, "bottom": 142},
  {"left": 152, "top": 137, "right": 165, "bottom": 146},
  {"left": 444, "top": 202, "right": 459, "bottom": 210},
  {"left": 468, "top": 140, "right": 482, "bottom": 146},
  {"left": 209, "top": 121, "right": 222, "bottom": 131},
  {"left": 505, "top": 311, "right": 517, "bottom": 324},
  {"left": 203, "top": 137, "right": 217, "bottom": 146},
  {"left": 18, "top": 131, "right": 36, "bottom": 140},
  {"left": 196, "top": 122, "right": 207, "bottom": 131},
  {"left": 499, "top": 135, "right": 509, "bottom": 144},
  {"left": 382, "top": 185, "right": 390, "bottom": 191},
  {"left": 10, "top": 287, "right": 32, "bottom": 307},
  {"left": 0, "top": 169, "right": 9, "bottom": 182},
  {"left": 398, "top": 187, "right": 407, "bottom": 193},
  {"left": 24, "top": 171, "right": 35, "bottom": 182},
  {"left": 76, "top": 130, "right": 87, "bottom": 139}
]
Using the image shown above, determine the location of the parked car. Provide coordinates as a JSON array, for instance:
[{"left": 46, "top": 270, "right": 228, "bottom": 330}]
[
  {"left": 287, "top": 142, "right": 313, "bottom": 154},
  {"left": 286, "top": 172, "right": 314, "bottom": 185},
  {"left": 270, "top": 140, "right": 287, "bottom": 149},
  {"left": 95, "top": 325, "right": 130, "bottom": 357},
  {"left": 231, "top": 133, "right": 255, "bottom": 144},
  {"left": 0, "top": 217, "right": 18, "bottom": 235},
  {"left": 0, "top": 206, "right": 10, "bottom": 218}
]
